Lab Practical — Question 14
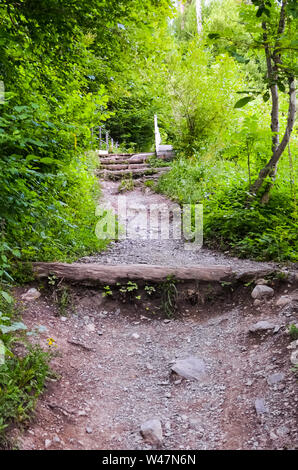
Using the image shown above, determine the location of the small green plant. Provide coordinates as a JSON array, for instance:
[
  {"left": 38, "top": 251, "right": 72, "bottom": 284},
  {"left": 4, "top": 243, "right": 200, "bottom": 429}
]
[
  {"left": 144, "top": 285, "right": 156, "bottom": 296},
  {"left": 47, "top": 274, "right": 58, "bottom": 287},
  {"left": 118, "top": 281, "right": 139, "bottom": 302},
  {"left": 102, "top": 285, "right": 113, "bottom": 297},
  {"left": 288, "top": 324, "right": 298, "bottom": 341},
  {"left": 57, "top": 286, "right": 71, "bottom": 316},
  {"left": 118, "top": 175, "right": 134, "bottom": 192},
  {"left": 160, "top": 276, "right": 178, "bottom": 318}
]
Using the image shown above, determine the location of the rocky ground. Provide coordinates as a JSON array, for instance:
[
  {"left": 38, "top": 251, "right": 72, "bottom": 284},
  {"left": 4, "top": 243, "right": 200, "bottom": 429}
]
[{"left": 9, "top": 179, "right": 298, "bottom": 450}]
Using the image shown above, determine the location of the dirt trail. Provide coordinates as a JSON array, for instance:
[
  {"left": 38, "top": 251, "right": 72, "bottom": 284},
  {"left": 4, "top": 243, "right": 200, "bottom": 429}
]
[
  {"left": 81, "top": 181, "right": 278, "bottom": 270},
  {"left": 13, "top": 179, "right": 298, "bottom": 450}
]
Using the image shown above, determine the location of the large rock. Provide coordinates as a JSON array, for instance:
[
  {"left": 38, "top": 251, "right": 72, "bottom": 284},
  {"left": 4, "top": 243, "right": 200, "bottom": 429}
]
[
  {"left": 21, "top": 288, "right": 41, "bottom": 302},
  {"left": 251, "top": 285, "right": 274, "bottom": 300},
  {"left": 249, "top": 320, "right": 275, "bottom": 333},
  {"left": 171, "top": 356, "right": 206, "bottom": 381},
  {"left": 140, "top": 419, "right": 163, "bottom": 446}
]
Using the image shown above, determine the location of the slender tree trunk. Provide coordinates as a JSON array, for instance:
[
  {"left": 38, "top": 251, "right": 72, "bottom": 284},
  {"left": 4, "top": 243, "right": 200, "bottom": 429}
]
[
  {"left": 249, "top": 1, "right": 296, "bottom": 200},
  {"left": 195, "top": 0, "right": 202, "bottom": 35},
  {"left": 250, "top": 77, "right": 296, "bottom": 196}
]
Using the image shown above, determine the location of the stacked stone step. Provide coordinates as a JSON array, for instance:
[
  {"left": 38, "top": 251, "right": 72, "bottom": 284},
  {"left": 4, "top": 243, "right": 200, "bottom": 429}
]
[{"left": 96, "top": 152, "right": 171, "bottom": 180}]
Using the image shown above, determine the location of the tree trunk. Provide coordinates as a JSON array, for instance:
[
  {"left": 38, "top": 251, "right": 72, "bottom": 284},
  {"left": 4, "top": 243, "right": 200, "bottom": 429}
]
[
  {"left": 250, "top": 2, "right": 295, "bottom": 199},
  {"left": 250, "top": 77, "right": 296, "bottom": 196}
]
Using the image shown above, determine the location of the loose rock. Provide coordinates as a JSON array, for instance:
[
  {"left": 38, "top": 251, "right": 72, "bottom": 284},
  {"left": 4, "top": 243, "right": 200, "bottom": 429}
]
[
  {"left": 21, "top": 288, "right": 41, "bottom": 302},
  {"left": 131, "top": 332, "right": 140, "bottom": 340},
  {"left": 44, "top": 439, "right": 52, "bottom": 449},
  {"left": 251, "top": 285, "right": 274, "bottom": 300},
  {"left": 249, "top": 321, "right": 275, "bottom": 333},
  {"left": 267, "top": 372, "right": 285, "bottom": 385},
  {"left": 255, "top": 398, "right": 268, "bottom": 415},
  {"left": 171, "top": 356, "right": 206, "bottom": 381},
  {"left": 140, "top": 418, "right": 163, "bottom": 446}
]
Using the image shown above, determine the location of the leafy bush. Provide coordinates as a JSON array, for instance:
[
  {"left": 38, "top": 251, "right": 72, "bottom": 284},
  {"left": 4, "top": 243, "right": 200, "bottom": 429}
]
[
  {"left": 0, "top": 291, "right": 51, "bottom": 448},
  {"left": 157, "top": 156, "right": 297, "bottom": 262},
  {"left": 0, "top": 345, "right": 51, "bottom": 448}
]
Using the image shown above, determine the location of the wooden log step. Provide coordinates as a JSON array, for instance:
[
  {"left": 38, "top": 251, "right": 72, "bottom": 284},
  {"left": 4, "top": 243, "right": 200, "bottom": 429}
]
[
  {"left": 99, "top": 157, "right": 147, "bottom": 165},
  {"left": 97, "top": 152, "right": 134, "bottom": 158},
  {"left": 100, "top": 163, "right": 150, "bottom": 171},
  {"left": 32, "top": 263, "right": 285, "bottom": 285},
  {"left": 33, "top": 263, "right": 235, "bottom": 283}
]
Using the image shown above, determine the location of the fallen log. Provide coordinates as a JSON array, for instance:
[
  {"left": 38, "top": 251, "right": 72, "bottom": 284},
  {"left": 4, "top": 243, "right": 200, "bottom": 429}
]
[{"left": 32, "top": 263, "right": 235, "bottom": 283}]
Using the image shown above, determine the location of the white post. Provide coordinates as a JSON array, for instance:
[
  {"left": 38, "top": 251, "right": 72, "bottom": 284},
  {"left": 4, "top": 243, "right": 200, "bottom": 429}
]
[{"left": 154, "top": 114, "right": 161, "bottom": 154}]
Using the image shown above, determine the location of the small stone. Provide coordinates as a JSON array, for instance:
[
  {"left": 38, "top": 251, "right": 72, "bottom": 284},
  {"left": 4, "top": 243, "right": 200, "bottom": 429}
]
[
  {"left": 255, "top": 398, "right": 268, "bottom": 415},
  {"left": 163, "top": 319, "right": 171, "bottom": 324},
  {"left": 249, "top": 320, "right": 275, "bottom": 333},
  {"left": 86, "top": 426, "right": 93, "bottom": 434},
  {"left": 171, "top": 356, "right": 206, "bottom": 381},
  {"left": 140, "top": 419, "right": 163, "bottom": 446},
  {"left": 287, "top": 339, "right": 298, "bottom": 350},
  {"left": 131, "top": 333, "right": 140, "bottom": 340},
  {"left": 254, "top": 299, "right": 262, "bottom": 306},
  {"left": 60, "top": 316, "right": 67, "bottom": 322},
  {"left": 251, "top": 285, "right": 274, "bottom": 300},
  {"left": 276, "top": 425, "right": 290, "bottom": 437},
  {"left": 86, "top": 323, "right": 95, "bottom": 332},
  {"left": 44, "top": 439, "right": 52, "bottom": 449},
  {"left": 276, "top": 296, "right": 292, "bottom": 307},
  {"left": 53, "top": 436, "right": 61, "bottom": 443},
  {"left": 256, "top": 279, "right": 270, "bottom": 285},
  {"left": 267, "top": 372, "right": 285, "bottom": 385},
  {"left": 290, "top": 349, "right": 298, "bottom": 366},
  {"left": 21, "top": 288, "right": 41, "bottom": 302}
]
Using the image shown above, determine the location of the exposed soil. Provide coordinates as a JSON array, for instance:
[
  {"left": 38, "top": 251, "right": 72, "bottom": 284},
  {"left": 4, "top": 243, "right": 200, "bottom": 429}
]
[{"left": 9, "top": 178, "right": 298, "bottom": 450}]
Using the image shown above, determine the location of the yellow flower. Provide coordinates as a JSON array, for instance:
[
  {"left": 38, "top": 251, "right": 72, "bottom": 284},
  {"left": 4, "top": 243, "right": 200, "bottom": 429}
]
[{"left": 47, "top": 337, "right": 56, "bottom": 347}]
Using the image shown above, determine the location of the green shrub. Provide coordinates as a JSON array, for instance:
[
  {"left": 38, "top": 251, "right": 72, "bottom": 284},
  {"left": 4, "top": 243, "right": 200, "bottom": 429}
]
[{"left": 157, "top": 157, "right": 297, "bottom": 262}]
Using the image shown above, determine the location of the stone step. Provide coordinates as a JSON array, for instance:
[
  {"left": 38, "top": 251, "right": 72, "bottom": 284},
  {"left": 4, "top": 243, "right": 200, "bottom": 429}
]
[
  {"left": 100, "top": 163, "right": 150, "bottom": 171},
  {"left": 96, "top": 167, "right": 171, "bottom": 180}
]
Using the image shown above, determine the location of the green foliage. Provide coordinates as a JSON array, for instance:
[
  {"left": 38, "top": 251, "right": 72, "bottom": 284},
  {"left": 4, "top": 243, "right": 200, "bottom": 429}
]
[
  {"left": 0, "top": 291, "right": 51, "bottom": 447},
  {"left": 0, "top": 345, "right": 51, "bottom": 448},
  {"left": 118, "top": 281, "right": 139, "bottom": 302},
  {"left": 102, "top": 285, "right": 113, "bottom": 298},
  {"left": 118, "top": 175, "right": 134, "bottom": 193},
  {"left": 157, "top": 155, "right": 297, "bottom": 262},
  {"left": 288, "top": 324, "right": 298, "bottom": 341},
  {"left": 159, "top": 276, "right": 178, "bottom": 318}
]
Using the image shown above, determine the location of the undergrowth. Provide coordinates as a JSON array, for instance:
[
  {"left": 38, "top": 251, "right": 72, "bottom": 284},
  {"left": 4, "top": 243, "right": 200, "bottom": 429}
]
[
  {"left": 157, "top": 156, "right": 297, "bottom": 262},
  {"left": 0, "top": 292, "right": 51, "bottom": 448}
]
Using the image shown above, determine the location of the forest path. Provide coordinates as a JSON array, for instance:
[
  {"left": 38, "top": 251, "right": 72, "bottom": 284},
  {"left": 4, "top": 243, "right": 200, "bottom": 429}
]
[{"left": 14, "top": 177, "right": 298, "bottom": 451}]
